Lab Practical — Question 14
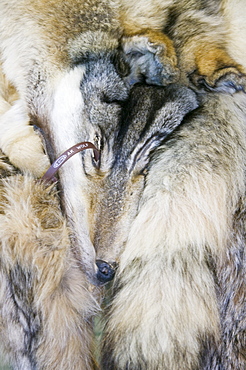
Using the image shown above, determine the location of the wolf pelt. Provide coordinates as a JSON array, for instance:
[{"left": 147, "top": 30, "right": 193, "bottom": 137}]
[
  {"left": 0, "top": 2, "right": 245, "bottom": 368},
  {"left": 95, "top": 87, "right": 246, "bottom": 369},
  {"left": 0, "top": 155, "right": 99, "bottom": 369}
]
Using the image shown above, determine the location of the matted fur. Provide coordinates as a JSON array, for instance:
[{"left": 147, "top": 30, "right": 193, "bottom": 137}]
[{"left": 0, "top": 155, "right": 99, "bottom": 369}]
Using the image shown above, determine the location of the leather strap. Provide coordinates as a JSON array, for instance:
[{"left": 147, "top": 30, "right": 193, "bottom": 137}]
[{"left": 41, "top": 141, "right": 100, "bottom": 183}]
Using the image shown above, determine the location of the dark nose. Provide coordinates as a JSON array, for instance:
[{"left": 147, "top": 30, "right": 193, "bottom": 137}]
[{"left": 96, "top": 260, "right": 116, "bottom": 283}]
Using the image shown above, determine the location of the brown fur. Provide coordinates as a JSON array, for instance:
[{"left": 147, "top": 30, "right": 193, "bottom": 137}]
[
  {"left": 0, "top": 154, "right": 99, "bottom": 369},
  {"left": 84, "top": 87, "right": 246, "bottom": 369},
  {"left": 0, "top": 1, "right": 245, "bottom": 368}
]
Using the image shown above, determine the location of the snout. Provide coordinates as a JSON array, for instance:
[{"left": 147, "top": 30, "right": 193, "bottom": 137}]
[{"left": 96, "top": 259, "right": 116, "bottom": 283}]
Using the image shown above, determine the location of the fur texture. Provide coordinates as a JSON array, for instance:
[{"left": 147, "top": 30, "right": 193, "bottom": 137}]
[
  {"left": 0, "top": 154, "right": 99, "bottom": 369},
  {"left": 221, "top": 0, "right": 246, "bottom": 69},
  {"left": 0, "top": 0, "right": 245, "bottom": 284},
  {"left": 97, "top": 88, "right": 246, "bottom": 370},
  {"left": 0, "top": 65, "right": 50, "bottom": 177},
  {"left": 0, "top": 1, "right": 246, "bottom": 369},
  {"left": 120, "top": 0, "right": 246, "bottom": 91},
  {"left": 0, "top": 0, "right": 128, "bottom": 283}
]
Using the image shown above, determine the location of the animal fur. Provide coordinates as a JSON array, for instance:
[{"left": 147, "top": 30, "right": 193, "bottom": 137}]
[
  {"left": 0, "top": 66, "right": 50, "bottom": 177},
  {"left": 0, "top": 0, "right": 245, "bottom": 284},
  {"left": 97, "top": 87, "right": 246, "bottom": 370},
  {"left": 120, "top": 0, "right": 246, "bottom": 91},
  {"left": 0, "top": 0, "right": 128, "bottom": 283},
  {"left": 0, "top": 154, "right": 99, "bottom": 369},
  {"left": 221, "top": 0, "right": 246, "bottom": 69},
  {"left": 0, "top": 1, "right": 246, "bottom": 369}
]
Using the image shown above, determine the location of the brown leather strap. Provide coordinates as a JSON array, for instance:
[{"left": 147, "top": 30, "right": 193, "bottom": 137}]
[{"left": 41, "top": 141, "right": 100, "bottom": 183}]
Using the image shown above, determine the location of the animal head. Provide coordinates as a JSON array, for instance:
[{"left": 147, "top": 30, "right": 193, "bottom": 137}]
[
  {"left": 35, "top": 32, "right": 130, "bottom": 285},
  {"left": 80, "top": 83, "right": 198, "bottom": 283}
]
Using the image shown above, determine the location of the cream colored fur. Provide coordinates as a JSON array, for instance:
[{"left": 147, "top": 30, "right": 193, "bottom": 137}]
[
  {"left": 0, "top": 0, "right": 125, "bottom": 283},
  {"left": 0, "top": 155, "right": 99, "bottom": 369},
  {"left": 221, "top": 0, "right": 246, "bottom": 68},
  {"left": 0, "top": 1, "right": 246, "bottom": 369},
  {"left": 100, "top": 91, "right": 246, "bottom": 369},
  {"left": 0, "top": 0, "right": 246, "bottom": 283},
  {"left": 0, "top": 67, "right": 50, "bottom": 177}
]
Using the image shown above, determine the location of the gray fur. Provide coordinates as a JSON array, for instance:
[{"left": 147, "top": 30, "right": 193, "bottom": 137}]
[
  {"left": 0, "top": 0, "right": 128, "bottom": 283},
  {"left": 0, "top": 1, "right": 245, "bottom": 369},
  {"left": 0, "top": 154, "right": 99, "bottom": 369},
  {"left": 0, "top": 0, "right": 245, "bottom": 284},
  {"left": 85, "top": 88, "right": 246, "bottom": 369}
]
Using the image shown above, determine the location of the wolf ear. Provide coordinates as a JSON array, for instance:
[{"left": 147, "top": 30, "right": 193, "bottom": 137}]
[
  {"left": 121, "top": 32, "right": 179, "bottom": 86},
  {"left": 125, "top": 84, "right": 198, "bottom": 174},
  {"left": 128, "top": 133, "right": 167, "bottom": 175}
]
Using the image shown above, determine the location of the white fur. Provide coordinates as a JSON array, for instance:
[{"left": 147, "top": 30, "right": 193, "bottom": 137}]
[
  {"left": 51, "top": 66, "right": 86, "bottom": 151},
  {"left": 102, "top": 92, "right": 246, "bottom": 369},
  {"left": 0, "top": 1, "right": 123, "bottom": 282},
  {"left": 222, "top": 0, "right": 246, "bottom": 68},
  {"left": 0, "top": 169, "right": 99, "bottom": 369},
  {"left": 0, "top": 66, "right": 50, "bottom": 176}
]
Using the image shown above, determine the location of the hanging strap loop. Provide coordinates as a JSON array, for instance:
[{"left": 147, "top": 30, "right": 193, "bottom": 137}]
[{"left": 41, "top": 141, "right": 100, "bottom": 183}]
